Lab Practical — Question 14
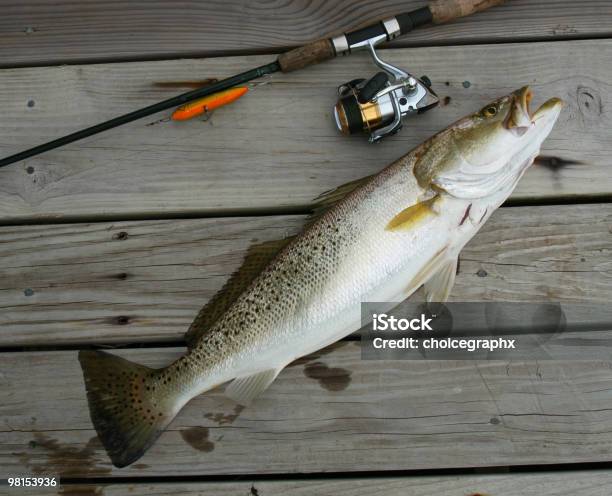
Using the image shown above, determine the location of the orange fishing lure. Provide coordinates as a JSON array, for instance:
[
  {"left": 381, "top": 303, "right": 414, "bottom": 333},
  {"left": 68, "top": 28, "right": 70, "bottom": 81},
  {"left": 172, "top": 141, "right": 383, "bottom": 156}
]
[{"left": 171, "top": 87, "right": 248, "bottom": 121}]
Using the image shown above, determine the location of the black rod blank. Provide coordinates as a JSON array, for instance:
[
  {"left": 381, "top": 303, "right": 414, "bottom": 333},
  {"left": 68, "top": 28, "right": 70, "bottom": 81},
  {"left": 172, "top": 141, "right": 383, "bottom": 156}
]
[{"left": 0, "top": 61, "right": 280, "bottom": 169}]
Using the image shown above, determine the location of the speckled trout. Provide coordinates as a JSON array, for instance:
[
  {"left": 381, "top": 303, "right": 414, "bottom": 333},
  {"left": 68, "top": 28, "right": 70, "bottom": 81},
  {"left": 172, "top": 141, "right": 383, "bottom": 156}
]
[{"left": 79, "top": 87, "right": 563, "bottom": 467}]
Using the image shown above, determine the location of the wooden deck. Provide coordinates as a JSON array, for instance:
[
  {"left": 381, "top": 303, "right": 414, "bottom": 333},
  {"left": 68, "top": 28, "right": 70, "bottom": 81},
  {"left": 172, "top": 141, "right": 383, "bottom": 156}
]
[{"left": 1, "top": 1, "right": 611, "bottom": 494}]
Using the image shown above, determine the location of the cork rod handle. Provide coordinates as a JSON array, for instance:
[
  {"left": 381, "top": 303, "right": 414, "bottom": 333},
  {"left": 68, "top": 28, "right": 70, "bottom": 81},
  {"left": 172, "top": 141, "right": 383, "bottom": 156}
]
[
  {"left": 278, "top": 39, "right": 336, "bottom": 73},
  {"left": 278, "top": 0, "right": 506, "bottom": 72},
  {"left": 429, "top": 0, "right": 506, "bottom": 24}
]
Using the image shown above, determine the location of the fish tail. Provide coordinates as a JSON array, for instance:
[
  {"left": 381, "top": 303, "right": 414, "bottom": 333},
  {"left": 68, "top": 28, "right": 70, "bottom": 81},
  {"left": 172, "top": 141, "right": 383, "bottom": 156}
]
[{"left": 78, "top": 350, "right": 180, "bottom": 468}]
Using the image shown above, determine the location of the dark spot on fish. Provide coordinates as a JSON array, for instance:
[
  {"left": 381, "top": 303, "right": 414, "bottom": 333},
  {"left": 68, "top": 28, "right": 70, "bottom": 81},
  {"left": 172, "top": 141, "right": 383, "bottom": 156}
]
[
  {"left": 181, "top": 427, "right": 215, "bottom": 452},
  {"left": 581, "top": 257, "right": 586, "bottom": 262},
  {"left": 459, "top": 204, "right": 472, "bottom": 226},
  {"left": 534, "top": 155, "right": 583, "bottom": 172},
  {"left": 443, "top": 96, "right": 452, "bottom": 106},
  {"left": 444, "top": 81, "right": 450, "bottom": 86},
  {"left": 462, "top": 81, "right": 471, "bottom": 88},
  {"left": 490, "top": 417, "right": 500, "bottom": 425},
  {"left": 251, "top": 485, "right": 260, "bottom": 496},
  {"left": 26, "top": 166, "right": 35, "bottom": 174},
  {"left": 204, "top": 405, "right": 245, "bottom": 425},
  {"left": 304, "top": 362, "right": 351, "bottom": 391},
  {"left": 112, "top": 231, "right": 128, "bottom": 241},
  {"left": 114, "top": 272, "right": 129, "bottom": 280},
  {"left": 24, "top": 288, "right": 34, "bottom": 297},
  {"left": 477, "top": 269, "right": 488, "bottom": 278},
  {"left": 27, "top": 99, "right": 35, "bottom": 108}
]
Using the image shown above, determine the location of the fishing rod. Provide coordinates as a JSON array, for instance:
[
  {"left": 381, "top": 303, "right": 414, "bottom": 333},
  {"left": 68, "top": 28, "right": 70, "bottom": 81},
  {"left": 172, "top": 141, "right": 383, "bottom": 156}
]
[{"left": 0, "top": 0, "right": 506, "bottom": 168}]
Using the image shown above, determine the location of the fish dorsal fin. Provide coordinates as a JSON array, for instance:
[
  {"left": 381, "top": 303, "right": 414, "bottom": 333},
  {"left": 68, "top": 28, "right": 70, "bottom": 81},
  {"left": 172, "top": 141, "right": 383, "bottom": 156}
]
[
  {"left": 308, "top": 174, "right": 375, "bottom": 224},
  {"left": 424, "top": 257, "right": 458, "bottom": 302},
  {"left": 185, "top": 237, "right": 294, "bottom": 348},
  {"left": 225, "top": 368, "right": 282, "bottom": 406},
  {"left": 386, "top": 194, "right": 439, "bottom": 232}
]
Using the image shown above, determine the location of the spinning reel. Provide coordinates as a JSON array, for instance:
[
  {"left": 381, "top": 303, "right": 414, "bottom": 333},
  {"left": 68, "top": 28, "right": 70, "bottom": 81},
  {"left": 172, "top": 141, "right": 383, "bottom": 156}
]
[{"left": 332, "top": 25, "right": 439, "bottom": 143}]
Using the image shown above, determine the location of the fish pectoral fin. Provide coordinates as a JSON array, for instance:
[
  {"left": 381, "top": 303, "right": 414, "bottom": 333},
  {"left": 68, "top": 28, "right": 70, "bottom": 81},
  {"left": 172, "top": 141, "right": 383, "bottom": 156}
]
[
  {"left": 386, "top": 195, "right": 439, "bottom": 232},
  {"left": 424, "top": 257, "right": 458, "bottom": 303},
  {"left": 225, "top": 368, "right": 282, "bottom": 406},
  {"left": 185, "top": 237, "right": 294, "bottom": 348}
]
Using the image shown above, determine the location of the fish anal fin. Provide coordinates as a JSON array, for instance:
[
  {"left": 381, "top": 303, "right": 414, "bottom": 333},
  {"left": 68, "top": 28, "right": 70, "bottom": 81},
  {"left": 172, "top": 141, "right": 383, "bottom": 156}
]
[
  {"left": 185, "top": 237, "right": 294, "bottom": 348},
  {"left": 387, "top": 195, "right": 439, "bottom": 232},
  {"left": 424, "top": 257, "right": 458, "bottom": 302},
  {"left": 225, "top": 368, "right": 281, "bottom": 406},
  {"left": 405, "top": 246, "right": 449, "bottom": 297}
]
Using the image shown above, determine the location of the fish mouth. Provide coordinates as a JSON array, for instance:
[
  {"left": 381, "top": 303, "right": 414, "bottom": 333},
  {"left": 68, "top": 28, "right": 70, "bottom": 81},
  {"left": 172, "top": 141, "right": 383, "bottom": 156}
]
[
  {"left": 505, "top": 86, "right": 564, "bottom": 137},
  {"left": 533, "top": 96, "right": 565, "bottom": 122}
]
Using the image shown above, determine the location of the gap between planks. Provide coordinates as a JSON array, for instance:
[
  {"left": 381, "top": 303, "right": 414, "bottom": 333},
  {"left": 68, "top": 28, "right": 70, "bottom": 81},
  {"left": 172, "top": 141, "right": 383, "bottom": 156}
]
[
  {"left": 0, "top": 194, "right": 610, "bottom": 228},
  {"left": 0, "top": 39, "right": 610, "bottom": 223},
  {"left": 4, "top": 343, "right": 612, "bottom": 477},
  {"left": 4, "top": 32, "right": 612, "bottom": 71},
  {"left": 0, "top": 203, "right": 610, "bottom": 347},
  {"left": 21, "top": 468, "right": 612, "bottom": 496},
  {"left": 1, "top": 0, "right": 611, "bottom": 67}
]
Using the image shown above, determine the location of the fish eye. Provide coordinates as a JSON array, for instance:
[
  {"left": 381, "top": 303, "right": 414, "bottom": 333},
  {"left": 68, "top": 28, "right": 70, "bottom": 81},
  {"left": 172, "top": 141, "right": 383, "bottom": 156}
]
[{"left": 483, "top": 106, "right": 498, "bottom": 117}]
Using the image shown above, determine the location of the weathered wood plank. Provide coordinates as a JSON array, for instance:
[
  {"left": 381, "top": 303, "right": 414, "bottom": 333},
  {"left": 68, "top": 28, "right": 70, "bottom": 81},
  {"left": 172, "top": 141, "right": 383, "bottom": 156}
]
[
  {"left": 15, "top": 471, "right": 612, "bottom": 496},
  {"left": 1, "top": 203, "right": 610, "bottom": 347},
  {"left": 3, "top": 343, "right": 612, "bottom": 477},
  {"left": 0, "top": 40, "right": 610, "bottom": 222},
  {"left": 1, "top": 1, "right": 610, "bottom": 67}
]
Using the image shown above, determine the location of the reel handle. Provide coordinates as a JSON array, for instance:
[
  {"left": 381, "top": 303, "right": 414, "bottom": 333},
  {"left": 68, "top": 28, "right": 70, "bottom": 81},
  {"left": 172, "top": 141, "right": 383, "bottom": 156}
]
[{"left": 429, "top": 0, "right": 506, "bottom": 24}]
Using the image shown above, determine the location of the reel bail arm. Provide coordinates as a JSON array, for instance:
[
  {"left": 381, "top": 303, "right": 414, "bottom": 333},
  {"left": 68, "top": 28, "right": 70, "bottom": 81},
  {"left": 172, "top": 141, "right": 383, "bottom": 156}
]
[{"left": 333, "top": 38, "right": 439, "bottom": 142}]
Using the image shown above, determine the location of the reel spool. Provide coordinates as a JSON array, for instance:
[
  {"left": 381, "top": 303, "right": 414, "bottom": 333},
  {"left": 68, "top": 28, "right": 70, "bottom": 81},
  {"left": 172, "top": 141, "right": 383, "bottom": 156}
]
[{"left": 332, "top": 24, "right": 439, "bottom": 143}]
